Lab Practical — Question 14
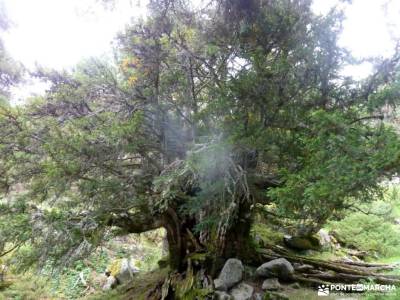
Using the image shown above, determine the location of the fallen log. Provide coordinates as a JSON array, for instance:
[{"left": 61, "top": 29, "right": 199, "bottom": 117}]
[
  {"left": 302, "top": 272, "right": 400, "bottom": 285},
  {"left": 260, "top": 247, "right": 398, "bottom": 274},
  {"left": 265, "top": 245, "right": 397, "bottom": 270},
  {"left": 256, "top": 247, "right": 400, "bottom": 285},
  {"left": 333, "top": 260, "right": 396, "bottom": 267},
  {"left": 291, "top": 274, "right": 330, "bottom": 287},
  {"left": 258, "top": 248, "right": 373, "bottom": 276},
  {"left": 333, "top": 260, "right": 398, "bottom": 269}
]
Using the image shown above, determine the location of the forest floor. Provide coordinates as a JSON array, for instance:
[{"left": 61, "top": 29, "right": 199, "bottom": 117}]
[
  {"left": 1, "top": 233, "right": 399, "bottom": 299},
  {"left": 1, "top": 196, "right": 400, "bottom": 300}
]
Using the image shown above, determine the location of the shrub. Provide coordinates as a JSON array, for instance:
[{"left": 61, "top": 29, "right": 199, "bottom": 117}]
[{"left": 328, "top": 212, "right": 400, "bottom": 257}]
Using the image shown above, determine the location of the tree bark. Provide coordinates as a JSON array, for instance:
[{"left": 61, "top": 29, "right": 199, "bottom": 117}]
[{"left": 109, "top": 198, "right": 258, "bottom": 273}]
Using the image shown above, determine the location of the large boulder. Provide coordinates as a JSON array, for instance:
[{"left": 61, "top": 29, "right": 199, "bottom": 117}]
[
  {"left": 106, "top": 258, "right": 140, "bottom": 285},
  {"left": 317, "top": 229, "right": 332, "bottom": 249},
  {"left": 283, "top": 235, "right": 321, "bottom": 251},
  {"left": 117, "top": 258, "right": 140, "bottom": 283},
  {"left": 230, "top": 282, "right": 254, "bottom": 300},
  {"left": 256, "top": 258, "right": 294, "bottom": 281},
  {"left": 214, "top": 258, "right": 244, "bottom": 291}
]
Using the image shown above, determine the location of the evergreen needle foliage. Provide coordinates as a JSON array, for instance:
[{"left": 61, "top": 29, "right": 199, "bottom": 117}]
[{"left": 1, "top": 0, "right": 400, "bottom": 275}]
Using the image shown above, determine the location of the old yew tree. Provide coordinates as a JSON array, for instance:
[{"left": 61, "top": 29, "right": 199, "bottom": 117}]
[{"left": 2, "top": 0, "right": 400, "bottom": 295}]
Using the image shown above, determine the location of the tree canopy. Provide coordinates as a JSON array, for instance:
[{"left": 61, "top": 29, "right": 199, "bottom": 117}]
[
  {"left": 1, "top": 0, "right": 400, "bottom": 274},
  {"left": 0, "top": 1, "right": 22, "bottom": 104}
]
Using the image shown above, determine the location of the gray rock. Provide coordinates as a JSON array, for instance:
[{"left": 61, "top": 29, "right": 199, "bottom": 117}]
[
  {"left": 215, "top": 291, "right": 233, "bottom": 300},
  {"left": 115, "top": 258, "right": 140, "bottom": 283},
  {"left": 214, "top": 258, "right": 244, "bottom": 291},
  {"left": 214, "top": 279, "right": 227, "bottom": 291},
  {"left": 102, "top": 275, "right": 117, "bottom": 290},
  {"left": 318, "top": 229, "right": 331, "bottom": 248},
  {"left": 120, "top": 259, "right": 140, "bottom": 282},
  {"left": 230, "top": 283, "right": 254, "bottom": 300},
  {"left": 256, "top": 258, "right": 294, "bottom": 280},
  {"left": 262, "top": 278, "right": 281, "bottom": 291},
  {"left": 292, "top": 262, "right": 301, "bottom": 268}
]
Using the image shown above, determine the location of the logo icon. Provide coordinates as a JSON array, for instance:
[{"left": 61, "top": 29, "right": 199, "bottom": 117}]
[{"left": 318, "top": 285, "right": 330, "bottom": 296}]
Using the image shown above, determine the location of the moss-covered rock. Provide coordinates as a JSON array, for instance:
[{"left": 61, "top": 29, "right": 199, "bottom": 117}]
[
  {"left": 283, "top": 235, "right": 321, "bottom": 251},
  {"left": 106, "top": 258, "right": 140, "bottom": 285},
  {"left": 108, "top": 259, "right": 123, "bottom": 277}
]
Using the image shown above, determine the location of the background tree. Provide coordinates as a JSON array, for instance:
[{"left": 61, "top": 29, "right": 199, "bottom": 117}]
[
  {"left": 0, "top": 0, "right": 23, "bottom": 104},
  {"left": 1, "top": 0, "right": 400, "bottom": 285}
]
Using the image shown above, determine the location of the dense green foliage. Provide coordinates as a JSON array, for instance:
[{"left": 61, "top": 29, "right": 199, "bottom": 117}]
[
  {"left": 0, "top": 231, "right": 164, "bottom": 299},
  {"left": 326, "top": 187, "right": 400, "bottom": 258},
  {"left": 1, "top": 0, "right": 400, "bottom": 278},
  {"left": 329, "top": 212, "right": 400, "bottom": 257}
]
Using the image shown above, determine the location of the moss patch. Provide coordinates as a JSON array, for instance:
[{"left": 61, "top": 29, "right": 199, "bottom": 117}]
[
  {"left": 108, "top": 259, "right": 122, "bottom": 277},
  {"left": 86, "top": 268, "right": 169, "bottom": 300},
  {"left": 251, "top": 223, "right": 284, "bottom": 246}
]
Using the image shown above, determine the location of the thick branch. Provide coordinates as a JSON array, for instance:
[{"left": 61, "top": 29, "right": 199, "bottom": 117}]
[
  {"left": 107, "top": 212, "right": 164, "bottom": 234},
  {"left": 349, "top": 115, "right": 384, "bottom": 125}
]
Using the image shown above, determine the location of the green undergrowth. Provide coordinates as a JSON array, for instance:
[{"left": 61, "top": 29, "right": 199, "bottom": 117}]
[
  {"left": 0, "top": 250, "right": 110, "bottom": 300},
  {"left": 0, "top": 230, "right": 165, "bottom": 299},
  {"left": 326, "top": 198, "right": 400, "bottom": 258},
  {"left": 334, "top": 216, "right": 400, "bottom": 257},
  {"left": 104, "top": 229, "right": 164, "bottom": 273},
  {"left": 0, "top": 273, "right": 58, "bottom": 300},
  {"left": 376, "top": 256, "right": 400, "bottom": 264},
  {"left": 251, "top": 223, "right": 284, "bottom": 246},
  {"left": 86, "top": 268, "right": 169, "bottom": 300}
]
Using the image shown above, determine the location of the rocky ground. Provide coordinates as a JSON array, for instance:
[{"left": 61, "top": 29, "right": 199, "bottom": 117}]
[
  {"left": 95, "top": 228, "right": 400, "bottom": 300},
  {"left": 209, "top": 255, "right": 399, "bottom": 300},
  {"left": 2, "top": 227, "right": 399, "bottom": 299}
]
